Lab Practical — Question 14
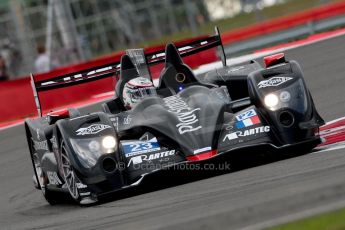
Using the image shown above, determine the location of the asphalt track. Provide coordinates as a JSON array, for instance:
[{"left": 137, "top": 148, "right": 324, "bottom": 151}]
[{"left": 1, "top": 35, "right": 345, "bottom": 230}]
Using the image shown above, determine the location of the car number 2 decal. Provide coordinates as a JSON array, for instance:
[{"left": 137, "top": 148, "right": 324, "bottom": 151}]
[{"left": 236, "top": 109, "right": 257, "bottom": 121}]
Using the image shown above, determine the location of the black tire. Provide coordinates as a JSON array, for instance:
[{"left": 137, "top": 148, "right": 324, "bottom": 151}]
[
  {"left": 30, "top": 140, "right": 67, "bottom": 205},
  {"left": 60, "top": 140, "right": 81, "bottom": 203}
]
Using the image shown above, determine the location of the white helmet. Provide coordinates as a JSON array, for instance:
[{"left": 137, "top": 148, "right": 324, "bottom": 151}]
[{"left": 122, "top": 77, "right": 156, "bottom": 109}]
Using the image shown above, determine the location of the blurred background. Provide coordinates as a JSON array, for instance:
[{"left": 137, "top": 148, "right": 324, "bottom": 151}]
[{"left": 0, "top": 0, "right": 341, "bottom": 79}]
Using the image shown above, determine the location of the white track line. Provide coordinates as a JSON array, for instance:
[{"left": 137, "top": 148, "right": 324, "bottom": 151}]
[
  {"left": 316, "top": 142, "right": 345, "bottom": 153},
  {"left": 0, "top": 122, "right": 25, "bottom": 131},
  {"left": 194, "top": 29, "right": 345, "bottom": 75},
  {"left": 324, "top": 116, "right": 345, "bottom": 126},
  {"left": 320, "top": 125, "right": 345, "bottom": 135}
]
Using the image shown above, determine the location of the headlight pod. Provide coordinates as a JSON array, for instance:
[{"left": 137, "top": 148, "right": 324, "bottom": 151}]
[{"left": 70, "top": 136, "right": 117, "bottom": 168}]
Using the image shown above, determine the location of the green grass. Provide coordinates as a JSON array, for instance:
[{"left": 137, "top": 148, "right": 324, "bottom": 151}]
[
  {"left": 139, "top": 0, "right": 344, "bottom": 47},
  {"left": 267, "top": 207, "right": 345, "bottom": 230}
]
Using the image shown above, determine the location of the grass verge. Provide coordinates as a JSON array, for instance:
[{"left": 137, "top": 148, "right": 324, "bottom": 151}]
[
  {"left": 140, "top": 0, "right": 344, "bottom": 47},
  {"left": 267, "top": 207, "right": 345, "bottom": 230}
]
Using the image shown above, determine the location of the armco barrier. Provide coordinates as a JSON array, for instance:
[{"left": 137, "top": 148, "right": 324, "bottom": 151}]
[
  {"left": 0, "top": 36, "right": 217, "bottom": 124},
  {"left": 0, "top": 77, "right": 115, "bottom": 122},
  {"left": 221, "top": 1, "right": 345, "bottom": 44}
]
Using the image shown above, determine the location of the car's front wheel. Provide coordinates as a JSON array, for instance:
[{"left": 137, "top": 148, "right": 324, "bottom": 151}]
[
  {"left": 60, "top": 141, "right": 81, "bottom": 202},
  {"left": 30, "top": 140, "right": 66, "bottom": 205},
  {"left": 60, "top": 141, "right": 97, "bottom": 205}
]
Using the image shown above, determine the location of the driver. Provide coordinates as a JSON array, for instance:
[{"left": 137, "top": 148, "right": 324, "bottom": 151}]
[{"left": 122, "top": 77, "right": 157, "bottom": 109}]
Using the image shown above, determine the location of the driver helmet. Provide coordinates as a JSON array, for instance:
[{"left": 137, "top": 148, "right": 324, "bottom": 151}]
[{"left": 122, "top": 77, "right": 156, "bottom": 109}]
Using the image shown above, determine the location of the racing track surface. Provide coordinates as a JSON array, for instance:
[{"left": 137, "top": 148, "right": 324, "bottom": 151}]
[{"left": 1, "top": 35, "right": 345, "bottom": 230}]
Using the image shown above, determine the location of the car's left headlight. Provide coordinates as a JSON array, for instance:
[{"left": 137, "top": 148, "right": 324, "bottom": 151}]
[
  {"left": 102, "top": 136, "right": 116, "bottom": 150},
  {"left": 70, "top": 135, "right": 117, "bottom": 168},
  {"left": 264, "top": 91, "right": 291, "bottom": 111},
  {"left": 264, "top": 93, "right": 279, "bottom": 108}
]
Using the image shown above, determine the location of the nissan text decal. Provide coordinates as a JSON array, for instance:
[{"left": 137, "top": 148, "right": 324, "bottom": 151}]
[
  {"left": 76, "top": 124, "right": 111, "bottom": 136},
  {"left": 163, "top": 95, "right": 202, "bottom": 134},
  {"left": 258, "top": 77, "right": 292, "bottom": 88}
]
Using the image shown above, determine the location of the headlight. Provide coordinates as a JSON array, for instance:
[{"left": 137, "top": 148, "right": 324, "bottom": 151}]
[
  {"left": 279, "top": 91, "right": 291, "bottom": 103},
  {"left": 70, "top": 136, "right": 117, "bottom": 168},
  {"left": 102, "top": 136, "right": 116, "bottom": 153},
  {"left": 264, "top": 94, "right": 279, "bottom": 108},
  {"left": 89, "top": 140, "right": 101, "bottom": 152}
]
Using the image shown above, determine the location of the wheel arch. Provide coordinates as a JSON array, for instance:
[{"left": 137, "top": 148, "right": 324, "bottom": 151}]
[
  {"left": 55, "top": 120, "right": 84, "bottom": 178},
  {"left": 24, "top": 121, "right": 35, "bottom": 153}
]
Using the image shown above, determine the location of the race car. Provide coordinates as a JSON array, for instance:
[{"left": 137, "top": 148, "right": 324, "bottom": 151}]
[{"left": 25, "top": 27, "right": 324, "bottom": 205}]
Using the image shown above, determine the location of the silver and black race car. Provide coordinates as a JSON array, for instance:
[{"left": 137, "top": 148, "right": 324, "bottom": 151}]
[{"left": 25, "top": 28, "right": 324, "bottom": 205}]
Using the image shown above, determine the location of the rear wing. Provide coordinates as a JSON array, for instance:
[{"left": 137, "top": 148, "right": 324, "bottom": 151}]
[
  {"left": 31, "top": 26, "right": 226, "bottom": 117},
  {"left": 145, "top": 27, "right": 226, "bottom": 66}
]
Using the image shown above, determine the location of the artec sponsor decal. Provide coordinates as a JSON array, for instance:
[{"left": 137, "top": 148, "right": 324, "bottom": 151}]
[
  {"left": 127, "top": 150, "right": 175, "bottom": 166},
  {"left": 223, "top": 126, "right": 270, "bottom": 142}
]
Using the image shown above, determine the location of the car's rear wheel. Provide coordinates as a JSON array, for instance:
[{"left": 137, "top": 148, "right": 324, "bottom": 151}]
[
  {"left": 60, "top": 141, "right": 81, "bottom": 203},
  {"left": 30, "top": 140, "right": 66, "bottom": 205}
]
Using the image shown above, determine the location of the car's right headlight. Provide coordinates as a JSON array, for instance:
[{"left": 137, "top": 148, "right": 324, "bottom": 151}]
[
  {"left": 264, "top": 93, "right": 279, "bottom": 108},
  {"left": 263, "top": 91, "right": 292, "bottom": 111},
  {"left": 102, "top": 136, "right": 116, "bottom": 151},
  {"left": 70, "top": 136, "right": 117, "bottom": 168}
]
